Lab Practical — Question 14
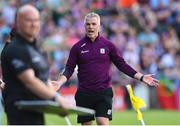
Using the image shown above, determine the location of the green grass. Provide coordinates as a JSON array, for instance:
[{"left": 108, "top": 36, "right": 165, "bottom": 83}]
[{"left": 2, "top": 110, "right": 180, "bottom": 125}]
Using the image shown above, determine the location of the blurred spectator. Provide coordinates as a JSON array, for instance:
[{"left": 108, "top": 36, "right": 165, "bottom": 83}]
[
  {"left": 140, "top": 45, "right": 159, "bottom": 108},
  {"left": 1, "top": 0, "right": 17, "bottom": 27},
  {"left": 137, "top": 27, "right": 159, "bottom": 45},
  {"left": 117, "top": 0, "right": 137, "bottom": 8},
  {"left": 154, "top": 1, "right": 171, "bottom": 33},
  {"left": 150, "top": 0, "right": 170, "bottom": 9},
  {"left": 0, "top": 17, "right": 11, "bottom": 49},
  {"left": 174, "top": 51, "right": 180, "bottom": 110}
]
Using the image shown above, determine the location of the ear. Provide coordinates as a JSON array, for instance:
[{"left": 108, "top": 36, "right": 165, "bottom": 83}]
[{"left": 98, "top": 26, "right": 101, "bottom": 32}]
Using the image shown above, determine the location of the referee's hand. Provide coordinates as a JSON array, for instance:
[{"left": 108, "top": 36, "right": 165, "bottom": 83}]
[
  {"left": 48, "top": 80, "right": 61, "bottom": 91},
  {"left": 142, "top": 74, "right": 159, "bottom": 86},
  {"left": 48, "top": 75, "right": 67, "bottom": 91}
]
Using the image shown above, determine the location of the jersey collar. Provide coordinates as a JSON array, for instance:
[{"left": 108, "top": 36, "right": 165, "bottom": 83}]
[
  {"left": 15, "top": 33, "right": 37, "bottom": 47},
  {"left": 84, "top": 33, "right": 101, "bottom": 43}
]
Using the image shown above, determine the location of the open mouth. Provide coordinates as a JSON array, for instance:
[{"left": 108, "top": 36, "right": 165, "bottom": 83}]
[{"left": 88, "top": 30, "right": 94, "bottom": 34}]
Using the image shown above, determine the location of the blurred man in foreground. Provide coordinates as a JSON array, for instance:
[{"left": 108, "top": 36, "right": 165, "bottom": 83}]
[{"left": 1, "top": 4, "right": 72, "bottom": 125}]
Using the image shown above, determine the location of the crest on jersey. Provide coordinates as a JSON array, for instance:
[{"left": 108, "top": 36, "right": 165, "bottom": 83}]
[{"left": 100, "top": 48, "right": 105, "bottom": 54}]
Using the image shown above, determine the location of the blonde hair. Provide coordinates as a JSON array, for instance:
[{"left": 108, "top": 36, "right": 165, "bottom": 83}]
[{"left": 84, "top": 12, "right": 100, "bottom": 25}]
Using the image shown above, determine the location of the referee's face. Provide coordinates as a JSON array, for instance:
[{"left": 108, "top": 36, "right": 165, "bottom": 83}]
[{"left": 85, "top": 17, "right": 100, "bottom": 41}]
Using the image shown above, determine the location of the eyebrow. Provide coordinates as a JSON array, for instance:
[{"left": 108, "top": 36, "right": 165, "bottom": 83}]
[{"left": 86, "top": 22, "right": 97, "bottom": 25}]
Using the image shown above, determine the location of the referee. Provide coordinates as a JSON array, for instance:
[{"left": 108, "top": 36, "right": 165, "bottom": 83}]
[
  {"left": 1, "top": 4, "right": 72, "bottom": 125},
  {"left": 50, "top": 12, "right": 159, "bottom": 125}
]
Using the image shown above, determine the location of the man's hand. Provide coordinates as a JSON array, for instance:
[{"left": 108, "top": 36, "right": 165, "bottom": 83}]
[
  {"left": 53, "top": 92, "right": 75, "bottom": 116},
  {"left": 48, "top": 75, "right": 67, "bottom": 91},
  {"left": 134, "top": 72, "right": 159, "bottom": 86},
  {"left": 48, "top": 80, "right": 61, "bottom": 91},
  {"left": 142, "top": 74, "right": 159, "bottom": 86},
  {"left": 56, "top": 95, "right": 74, "bottom": 109}
]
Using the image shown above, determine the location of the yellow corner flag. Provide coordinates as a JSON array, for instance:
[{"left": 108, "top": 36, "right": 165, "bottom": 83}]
[{"left": 126, "top": 84, "right": 146, "bottom": 126}]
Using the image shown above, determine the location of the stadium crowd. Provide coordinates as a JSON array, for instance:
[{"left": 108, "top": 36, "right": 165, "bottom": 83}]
[{"left": 0, "top": 0, "right": 180, "bottom": 113}]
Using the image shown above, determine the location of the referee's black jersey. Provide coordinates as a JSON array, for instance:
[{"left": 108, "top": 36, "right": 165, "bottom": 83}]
[{"left": 1, "top": 33, "right": 49, "bottom": 103}]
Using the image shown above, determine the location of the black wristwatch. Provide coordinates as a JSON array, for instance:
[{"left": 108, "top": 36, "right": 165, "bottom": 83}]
[{"left": 140, "top": 75, "right": 144, "bottom": 82}]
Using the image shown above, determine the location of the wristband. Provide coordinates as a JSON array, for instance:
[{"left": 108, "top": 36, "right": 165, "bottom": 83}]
[
  {"left": 140, "top": 75, "right": 144, "bottom": 82},
  {"left": 51, "top": 92, "right": 61, "bottom": 101}
]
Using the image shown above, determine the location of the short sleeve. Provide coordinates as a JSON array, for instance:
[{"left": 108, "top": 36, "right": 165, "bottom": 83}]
[{"left": 7, "top": 48, "right": 31, "bottom": 75}]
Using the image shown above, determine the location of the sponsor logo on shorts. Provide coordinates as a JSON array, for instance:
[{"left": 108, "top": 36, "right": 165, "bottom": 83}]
[{"left": 107, "top": 109, "right": 112, "bottom": 115}]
